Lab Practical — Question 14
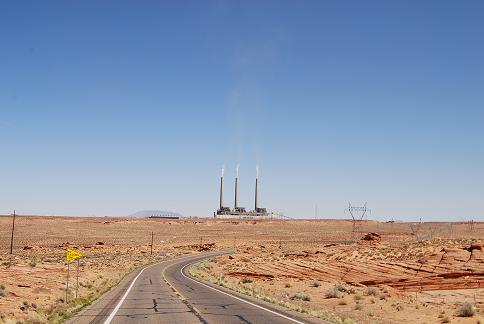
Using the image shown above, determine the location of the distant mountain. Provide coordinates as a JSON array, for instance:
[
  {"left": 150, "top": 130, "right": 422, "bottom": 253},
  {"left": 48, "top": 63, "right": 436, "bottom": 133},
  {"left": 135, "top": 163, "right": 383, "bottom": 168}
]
[{"left": 128, "top": 210, "right": 182, "bottom": 218}]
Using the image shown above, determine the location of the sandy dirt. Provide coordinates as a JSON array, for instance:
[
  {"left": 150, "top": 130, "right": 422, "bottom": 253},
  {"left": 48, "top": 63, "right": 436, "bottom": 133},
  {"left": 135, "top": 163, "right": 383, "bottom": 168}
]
[{"left": 0, "top": 216, "right": 482, "bottom": 323}]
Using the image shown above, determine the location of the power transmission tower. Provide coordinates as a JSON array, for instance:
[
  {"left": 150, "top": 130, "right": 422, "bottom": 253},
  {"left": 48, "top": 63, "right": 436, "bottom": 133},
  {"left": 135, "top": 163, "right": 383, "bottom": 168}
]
[
  {"left": 345, "top": 202, "right": 369, "bottom": 234},
  {"left": 467, "top": 219, "right": 475, "bottom": 232},
  {"left": 410, "top": 218, "right": 423, "bottom": 241}
]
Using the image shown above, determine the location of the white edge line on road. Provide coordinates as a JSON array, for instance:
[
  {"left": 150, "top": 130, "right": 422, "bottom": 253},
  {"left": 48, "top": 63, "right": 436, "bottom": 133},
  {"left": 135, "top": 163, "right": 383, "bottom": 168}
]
[
  {"left": 102, "top": 253, "right": 218, "bottom": 324},
  {"left": 103, "top": 264, "right": 150, "bottom": 324},
  {"left": 180, "top": 263, "right": 306, "bottom": 324}
]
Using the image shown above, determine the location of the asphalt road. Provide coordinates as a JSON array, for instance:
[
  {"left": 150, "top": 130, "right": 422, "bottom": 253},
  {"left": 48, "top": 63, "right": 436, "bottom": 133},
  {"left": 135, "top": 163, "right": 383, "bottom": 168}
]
[{"left": 70, "top": 251, "right": 322, "bottom": 324}]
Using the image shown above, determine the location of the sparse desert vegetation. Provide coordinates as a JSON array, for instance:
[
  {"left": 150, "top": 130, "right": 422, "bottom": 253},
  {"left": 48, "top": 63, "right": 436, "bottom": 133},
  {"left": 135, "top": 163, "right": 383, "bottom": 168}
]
[
  {"left": 325, "top": 287, "right": 342, "bottom": 299},
  {"left": 0, "top": 216, "right": 483, "bottom": 323},
  {"left": 311, "top": 280, "right": 322, "bottom": 288},
  {"left": 187, "top": 219, "right": 483, "bottom": 323},
  {"left": 291, "top": 292, "right": 311, "bottom": 301}
]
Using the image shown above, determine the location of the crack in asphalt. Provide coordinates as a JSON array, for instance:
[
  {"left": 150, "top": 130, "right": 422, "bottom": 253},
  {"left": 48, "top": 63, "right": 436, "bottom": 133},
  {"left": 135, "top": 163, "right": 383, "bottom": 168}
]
[
  {"left": 163, "top": 278, "right": 208, "bottom": 324},
  {"left": 152, "top": 298, "right": 159, "bottom": 313}
]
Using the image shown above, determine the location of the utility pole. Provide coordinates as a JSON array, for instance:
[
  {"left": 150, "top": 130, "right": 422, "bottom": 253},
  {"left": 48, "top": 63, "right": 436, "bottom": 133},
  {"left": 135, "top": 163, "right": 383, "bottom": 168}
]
[
  {"left": 315, "top": 204, "right": 318, "bottom": 220},
  {"left": 150, "top": 232, "right": 154, "bottom": 255},
  {"left": 10, "top": 210, "right": 16, "bottom": 254}
]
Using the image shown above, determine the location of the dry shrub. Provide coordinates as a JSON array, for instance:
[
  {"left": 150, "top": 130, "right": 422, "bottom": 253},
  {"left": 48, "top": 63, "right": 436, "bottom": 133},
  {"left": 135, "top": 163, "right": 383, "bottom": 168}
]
[
  {"left": 334, "top": 283, "right": 348, "bottom": 292},
  {"left": 291, "top": 292, "right": 311, "bottom": 301},
  {"left": 240, "top": 277, "right": 252, "bottom": 284},
  {"left": 458, "top": 302, "right": 475, "bottom": 317},
  {"left": 366, "top": 286, "right": 379, "bottom": 296},
  {"left": 325, "top": 287, "right": 342, "bottom": 299}
]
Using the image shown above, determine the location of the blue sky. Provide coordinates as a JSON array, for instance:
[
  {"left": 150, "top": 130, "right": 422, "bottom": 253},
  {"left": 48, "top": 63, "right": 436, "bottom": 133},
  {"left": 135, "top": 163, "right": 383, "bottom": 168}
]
[{"left": 1, "top": 1, "right": 483, "bottom": 220}]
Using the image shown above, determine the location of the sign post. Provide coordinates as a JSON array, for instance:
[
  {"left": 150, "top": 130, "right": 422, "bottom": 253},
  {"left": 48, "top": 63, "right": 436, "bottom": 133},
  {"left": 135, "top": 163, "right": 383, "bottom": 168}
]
[
  {"left": 65, "top": 248, "right": 84, "bottom": 303},
  {"left": 66, "top": 261, "right": 70, "bottom": 304},
  {"left": 76, "top": 258, "right": 80, "bottom": 298}
]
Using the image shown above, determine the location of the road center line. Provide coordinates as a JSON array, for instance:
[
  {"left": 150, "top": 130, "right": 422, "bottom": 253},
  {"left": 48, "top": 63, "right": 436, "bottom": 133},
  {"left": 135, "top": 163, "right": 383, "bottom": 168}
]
[{"left": 180, "top": 262, "right": 306, "bottom": 324}]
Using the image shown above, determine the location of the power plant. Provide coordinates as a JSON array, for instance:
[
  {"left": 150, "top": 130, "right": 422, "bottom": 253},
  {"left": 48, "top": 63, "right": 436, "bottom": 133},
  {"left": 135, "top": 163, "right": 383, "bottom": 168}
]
[{"left": 215, "top": 165, "right": 274, "bottom": 219}]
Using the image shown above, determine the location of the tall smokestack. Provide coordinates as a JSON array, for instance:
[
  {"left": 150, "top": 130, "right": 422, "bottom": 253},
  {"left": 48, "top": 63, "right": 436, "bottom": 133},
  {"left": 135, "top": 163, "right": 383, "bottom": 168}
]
[
  {"left": 219, "top": 166, "right": 224, "bottom": 209},
  {"left": 255, "top": 165, "right": 259, "bottom": 211},
  {"left": 234, "top": 165, "right": 239, "bottom": 209}
]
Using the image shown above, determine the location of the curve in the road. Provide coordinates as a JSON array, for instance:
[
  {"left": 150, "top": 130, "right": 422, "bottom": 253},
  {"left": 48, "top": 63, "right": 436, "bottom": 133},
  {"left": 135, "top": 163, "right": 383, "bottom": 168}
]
[
  {"left": 178, "top": 262, "right": 305, "bottom": 324},
  {"left": 70, "top": 251, "right": 323, "bottom": 324}
]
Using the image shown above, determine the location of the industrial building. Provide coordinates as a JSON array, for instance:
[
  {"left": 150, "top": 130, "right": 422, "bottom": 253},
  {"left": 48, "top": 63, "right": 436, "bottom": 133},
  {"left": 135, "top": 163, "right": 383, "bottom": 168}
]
[{"left": 215, "top": 166, "right": 274, "bottom": 219}]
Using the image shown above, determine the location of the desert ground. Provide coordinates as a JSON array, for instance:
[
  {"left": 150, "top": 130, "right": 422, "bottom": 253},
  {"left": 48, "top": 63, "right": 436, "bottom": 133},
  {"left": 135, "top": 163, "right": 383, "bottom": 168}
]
[{"left": 0, "top": 216, "right": 482, "bottom": 323}]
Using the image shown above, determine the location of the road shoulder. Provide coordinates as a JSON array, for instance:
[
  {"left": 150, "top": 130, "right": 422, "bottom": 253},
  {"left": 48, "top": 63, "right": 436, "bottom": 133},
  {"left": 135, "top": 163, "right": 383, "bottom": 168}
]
[{"left": 182, "top": 257, "right": 328, "bottom": 324}]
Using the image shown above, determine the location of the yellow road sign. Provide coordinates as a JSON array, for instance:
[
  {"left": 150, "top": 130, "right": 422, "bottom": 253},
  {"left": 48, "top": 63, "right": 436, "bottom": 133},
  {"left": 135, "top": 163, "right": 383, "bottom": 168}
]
[{"left": 66, "top": 248, "right": 83, "bottom": 262}]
